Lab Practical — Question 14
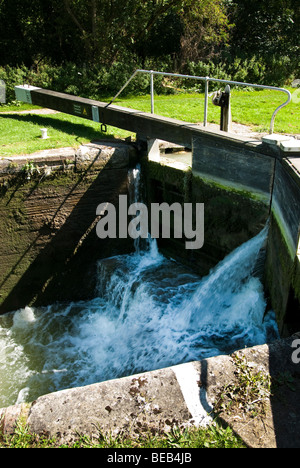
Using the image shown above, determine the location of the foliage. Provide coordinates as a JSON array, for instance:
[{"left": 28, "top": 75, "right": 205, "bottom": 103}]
[
  {"left": 0, "top": 0, "right": 230, "bottom": 68},
  {"left": 0, "top": 0, "right": 298, "bottom": 93},
  {"left": 214, "top": 353, "right": 272, "bottom": 418},
  {"left": 0, "top": 1, "right": 298, "bottom": 103},
  {"left": 178, "top": 0, "right": 232, "bottom": 65},
  {"left": 21, "top": 162, "right": 40, "bottom": 181},
  {"left": 228, "top": 0, "right": 299, "bottom": 62}
]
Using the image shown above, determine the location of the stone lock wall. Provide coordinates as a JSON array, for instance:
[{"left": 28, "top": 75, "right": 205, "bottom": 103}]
[
  {"left": 265, "top": 158, "right": 300, "bottom": 335},
  {"left": 0, "top": 142, "right": 137, "bottom": 314},
  {"left": 144, "top": 134, "right": 300, "bottom": 335}
]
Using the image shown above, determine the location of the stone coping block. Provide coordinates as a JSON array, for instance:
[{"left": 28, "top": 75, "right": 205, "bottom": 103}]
[{"left": 0, "top": 141, "right": 137, "bottom": 175}]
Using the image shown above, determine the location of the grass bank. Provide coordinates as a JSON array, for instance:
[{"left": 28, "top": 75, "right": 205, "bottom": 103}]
[
  {"left": 0, "top": 88, "right": 298, "bottom": 157},
  {"left": 115, "top": 87, "right": 299, "bottom": 134},
  {"left": 0, "top": 111, "right": 132, "bottom": 157},
  {"left": 0, "top": 419, "right": 246, "bottom": 448}
]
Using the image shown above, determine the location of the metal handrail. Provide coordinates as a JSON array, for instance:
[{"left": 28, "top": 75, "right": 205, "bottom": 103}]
[{"left": 106, "top": 69, "right": 291, "bottom": 134}]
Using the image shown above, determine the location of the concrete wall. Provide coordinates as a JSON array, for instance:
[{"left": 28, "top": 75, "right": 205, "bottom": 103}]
[{"left": 0, "top": 142, "right": 137, "bottom": 314}]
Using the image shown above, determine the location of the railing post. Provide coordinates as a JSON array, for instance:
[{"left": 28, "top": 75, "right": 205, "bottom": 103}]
[
  {"left": 150, "top": 71, "right": 154, "bottom": 114},
  {"left": 204, "top": 77, "right": 209, "bottom": 127}
]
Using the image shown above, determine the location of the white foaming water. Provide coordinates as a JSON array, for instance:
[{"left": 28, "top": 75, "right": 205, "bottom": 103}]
[{"left": 0, "top": 168, "right": 279, "bottom": 408}]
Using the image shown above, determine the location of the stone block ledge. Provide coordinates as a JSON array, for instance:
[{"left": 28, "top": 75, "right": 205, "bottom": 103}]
[
  {"left": 0, "top": 140, "right": 138, "bottom": 175},
  {"left": 1, "top": 333, "right": 300, "bottom": 448}
]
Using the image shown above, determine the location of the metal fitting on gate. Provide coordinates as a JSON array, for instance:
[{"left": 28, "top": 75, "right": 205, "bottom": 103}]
[
  {"left": 212, "top": 88, "right": 230, "bottom": 108},
  {"left": 212, "top": 89, "right": 222, "bottom": 106}
]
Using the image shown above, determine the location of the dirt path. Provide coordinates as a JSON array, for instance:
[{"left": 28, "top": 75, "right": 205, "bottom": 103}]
[{"left": 1, "top": 108, "right": 59, "bottom": 115}]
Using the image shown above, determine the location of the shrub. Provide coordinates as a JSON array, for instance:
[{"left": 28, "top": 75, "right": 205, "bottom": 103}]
[
  {"left": 0, "top": 54, "right": 297, "bottom": 106},
  {"left": 0, "top": 65, "right": 28, "bottom": 103}
]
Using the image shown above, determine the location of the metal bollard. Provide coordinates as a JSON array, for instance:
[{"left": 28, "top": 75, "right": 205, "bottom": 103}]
[
  {"left": 40, "top": 128, "right": 48, "bottom": 139},
  {"left": 212, "top": 85, "right": 232, "bottom": 132}
]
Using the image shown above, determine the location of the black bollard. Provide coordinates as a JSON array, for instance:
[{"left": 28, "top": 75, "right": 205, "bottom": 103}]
[{"left": 212, "top": 85, "right": 232, "bottom": 132}]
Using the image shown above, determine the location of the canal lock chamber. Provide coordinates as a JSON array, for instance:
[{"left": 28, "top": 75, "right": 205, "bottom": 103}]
[{"left": 0, "top": 136, "right": 299, "bottom": 409}]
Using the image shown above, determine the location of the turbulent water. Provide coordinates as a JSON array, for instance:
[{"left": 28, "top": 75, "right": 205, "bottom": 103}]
[{"left": 0, "top": 167, "right": 279, "bottom": 408}]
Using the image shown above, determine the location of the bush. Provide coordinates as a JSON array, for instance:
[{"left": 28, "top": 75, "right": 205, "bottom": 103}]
[
  {"left": 227, "top": 57, "right": 266, "bottom": 84},
  {"left": 182, "top": 55, "right": 296, "bottom": 90},
  {"left": 262, "top": 55, "right": 295, "bottom": 87},
  {"left": 0, "top": 54, "right": 297, "bottom": 106},
  {"left": 0, "top": 65, "right": 28, "bottom": 103},
  {"left": 0, "top": 57, "right": 169, "bottom": 105}
]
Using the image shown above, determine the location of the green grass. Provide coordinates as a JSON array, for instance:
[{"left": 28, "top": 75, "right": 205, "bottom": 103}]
[
  {"left": 115, "top": 87, "right": 299, "bottom": 134},
  {"left": 0, "top": 111, "right": 133, "bottom": 157},
  {"left": 0, "top": 87, "right": 298, "bottom": 157},
  {"left": 0, "top": 103, "right": 42, "bottom": 113},
  {"left": 0, "top": 419, "right": 246, "bottom": 448}
]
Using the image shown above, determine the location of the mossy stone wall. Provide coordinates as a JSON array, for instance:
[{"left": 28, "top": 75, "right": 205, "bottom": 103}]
[
  {"left": 144, "top": 151, "right": 300, "bottom": 336},
  {"left": 144, "top": 158, "right": 269, "bottom": 277},
  {"left": 0, "top": 144, "right": 136, "bottom": 314}
]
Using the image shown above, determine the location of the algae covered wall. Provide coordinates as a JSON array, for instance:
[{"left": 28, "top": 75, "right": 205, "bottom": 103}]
[
  {"left": 144, "top": 132, "right": 274, "bottom": 275},
  {"left": 144, "top": 133, "right": 300, "bottom": 336},
  {"left": 0, "top": 142, "right": 137, "bottom": 314},
  {"left": 265, "top": 159, "right": 300, "bottom": 336},
  {"left": 144, "top": 159, "right": 270, "bottom": 276}
]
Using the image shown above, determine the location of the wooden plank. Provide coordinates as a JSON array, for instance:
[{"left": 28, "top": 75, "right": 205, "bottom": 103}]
[
  {"left": 16, "top": 86, "right": 282, "bottom": 156},
  {"left": 29, "top": 88, "right": 192, "bottom": 147}
]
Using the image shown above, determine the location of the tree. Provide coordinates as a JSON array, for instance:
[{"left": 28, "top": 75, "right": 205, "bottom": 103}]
[
  {"left": 0, "top": 0, "right": 231, "bottom": 67},
  {"left": 0, "top": 0, "right": 82, "bottom": 66},
  {"left": 178, "top": 0, "right": 231, "bottom": 67},
  {"left": 61, "top": 0, "right": 187, "bottom": 64},
  {"left": 228, "top": 0, "right": 299, "bottom": 60}
]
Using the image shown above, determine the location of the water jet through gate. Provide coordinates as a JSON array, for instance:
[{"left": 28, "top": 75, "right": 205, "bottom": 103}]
[{"left": 0, "top": 165, "right": 279, "bottom": 408}]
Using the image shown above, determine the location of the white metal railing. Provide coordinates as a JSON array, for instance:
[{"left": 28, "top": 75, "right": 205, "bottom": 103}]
[{"left": 106, "top": 69, "right": 292, "bottom": 134}]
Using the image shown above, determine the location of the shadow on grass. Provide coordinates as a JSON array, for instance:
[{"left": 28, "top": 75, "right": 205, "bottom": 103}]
[{"left": 0, "top": 113, "right": 117, "bottom": 142}]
